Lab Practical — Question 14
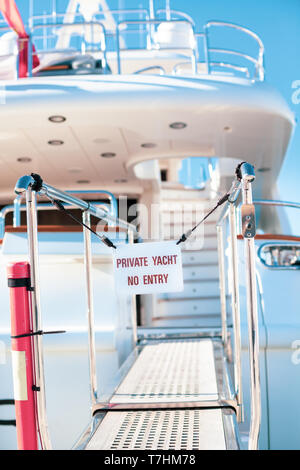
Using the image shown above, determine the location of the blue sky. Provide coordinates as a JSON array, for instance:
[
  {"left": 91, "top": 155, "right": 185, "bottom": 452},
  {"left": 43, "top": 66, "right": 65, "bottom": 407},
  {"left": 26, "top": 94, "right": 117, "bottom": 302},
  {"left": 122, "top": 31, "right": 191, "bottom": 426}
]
[{"left": 10, "top": 1, "right": 300, "bottom": 229}]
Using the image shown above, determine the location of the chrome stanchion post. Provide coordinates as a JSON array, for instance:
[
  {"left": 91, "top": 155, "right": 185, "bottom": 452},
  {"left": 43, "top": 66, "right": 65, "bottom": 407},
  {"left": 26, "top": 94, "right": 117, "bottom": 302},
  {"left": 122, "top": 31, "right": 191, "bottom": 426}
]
[
  {"left": 229, "top": 202, "right": 243, "bottom": 423},
  {"left": 203, "top": 24, "right": 210, "bottom": 75},
  {"left": 240, "top": 163, "right": 261, "bottom": 450},
  {"left": 116, "top": 24, "right": 121, "bottom": 74},
  {"left": 25, "top": 187, "right": 52, "bottom": 450},
  {"left": 148, "top": 0, "right": 155, "bottom": 49},
  {"left": 82, "top": 211, "right": 98, "bottom": 409},
  {"left": 128, "top": 228, "right": 138, "bottom": 346},
  {"left": 13, "top": 194, "right": 22, "bottom": 228},
  {"left": 216, "top": 224, "right": 227, "bottom": 349}
]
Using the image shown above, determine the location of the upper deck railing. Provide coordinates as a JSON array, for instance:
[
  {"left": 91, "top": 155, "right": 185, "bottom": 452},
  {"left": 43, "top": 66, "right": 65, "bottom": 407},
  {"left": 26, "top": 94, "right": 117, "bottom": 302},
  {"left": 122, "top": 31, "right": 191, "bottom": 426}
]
[{"left": 0, "top": 6, "right": 265, "bottom": 81}]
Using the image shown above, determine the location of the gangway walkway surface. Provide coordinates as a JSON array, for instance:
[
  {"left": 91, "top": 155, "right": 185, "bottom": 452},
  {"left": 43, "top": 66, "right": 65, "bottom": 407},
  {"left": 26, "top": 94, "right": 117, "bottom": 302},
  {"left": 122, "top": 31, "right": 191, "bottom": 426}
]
[{"left": 80, "top": 338, "right": 240, "bottom": 450}]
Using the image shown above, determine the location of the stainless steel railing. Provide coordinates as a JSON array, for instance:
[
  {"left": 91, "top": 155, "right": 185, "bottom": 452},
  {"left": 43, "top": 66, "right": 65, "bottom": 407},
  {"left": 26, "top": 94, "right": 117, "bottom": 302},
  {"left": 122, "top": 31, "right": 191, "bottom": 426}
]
[
  {"left": 155, "top": 8, "right": 196, "bottom": 26},
  {"left": 13, "top": 174, "right": 138, "bottom": 450},
  {"left": 216, "top": 162, "right": 261, "bottom": 450},
  {"left": 0, "top": 189, "right": 119, "bottom": 239},
  {"left": 242, "top": 171, "right": 261, "bottom": 450},
  {"left": 27, "top": 21, "right": 108, "bottom": 76},
  {"left": 254, "top": 200, "right": 300, "bottom": 270},
  {"left": 115, "top": 18, "right": 198, "bottom": 75},
  {"left": 253, "top": 200, "right": 300, "bottom": 210},
  {"left": 204, "top": 21, "right": 265, "bottom": 81},
  {"left": 0, "top": 6, "right": 265, "bottom": 80}
]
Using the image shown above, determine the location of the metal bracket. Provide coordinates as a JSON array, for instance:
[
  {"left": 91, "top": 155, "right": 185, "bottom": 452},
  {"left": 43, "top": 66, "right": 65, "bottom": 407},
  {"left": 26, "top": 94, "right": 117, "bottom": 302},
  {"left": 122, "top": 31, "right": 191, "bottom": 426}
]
[
  {"left": 92, "top": 399, "right": 239, "bottom": 415},
  {"left": 241, "top": 204, "right": 256, "bottom": 238}
]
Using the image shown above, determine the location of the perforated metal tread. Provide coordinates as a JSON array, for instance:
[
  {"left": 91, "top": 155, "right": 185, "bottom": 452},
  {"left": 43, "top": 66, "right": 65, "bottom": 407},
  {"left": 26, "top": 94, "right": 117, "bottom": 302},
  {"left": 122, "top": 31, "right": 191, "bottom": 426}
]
[
  {"left": 109, "top": 338, "right": 231, "bottom": 405},
  {"left": 85, "top": 408, "right": 239, "bottom": 450},
  {"left": 77, "top": 339, "right": 239, "bottom": 450}
]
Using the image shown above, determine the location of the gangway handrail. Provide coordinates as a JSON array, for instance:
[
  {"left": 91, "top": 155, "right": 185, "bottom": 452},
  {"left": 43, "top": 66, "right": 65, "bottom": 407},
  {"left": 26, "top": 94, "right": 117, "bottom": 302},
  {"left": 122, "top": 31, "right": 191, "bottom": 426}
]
[
  {"left": 15, "top": 176, "right": 136, "bottom": 234},
  {"left": 12, "top": 174, "right": 138, "bottom": 450},
  {"left": 0, "top": 201, "right": 110, "bottom": 240},
  {"left": 0, "top": 189, "right": 119, "bottom": 239},
  {"left": 216, "top": 162, "right": 261, "bottom": 450}
]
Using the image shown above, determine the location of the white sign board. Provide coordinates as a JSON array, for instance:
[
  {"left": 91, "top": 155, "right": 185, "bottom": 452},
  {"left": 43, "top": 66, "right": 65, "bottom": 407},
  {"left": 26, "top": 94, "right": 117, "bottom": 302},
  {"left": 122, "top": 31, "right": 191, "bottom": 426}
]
[{"left": 113, "top": 242, "right": 184, "bottom": 295}]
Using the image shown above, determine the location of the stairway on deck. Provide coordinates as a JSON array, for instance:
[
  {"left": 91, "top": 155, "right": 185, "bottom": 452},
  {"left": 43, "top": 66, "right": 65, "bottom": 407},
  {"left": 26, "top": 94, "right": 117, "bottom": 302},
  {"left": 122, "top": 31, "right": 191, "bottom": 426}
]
[{"left": 152, "top": 187, "right": 227, "bottom": 329}]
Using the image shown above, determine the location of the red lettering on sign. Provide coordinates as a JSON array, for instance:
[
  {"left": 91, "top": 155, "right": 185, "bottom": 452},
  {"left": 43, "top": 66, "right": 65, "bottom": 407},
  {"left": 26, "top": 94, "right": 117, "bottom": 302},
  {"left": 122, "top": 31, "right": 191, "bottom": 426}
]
[
  {"left": 152, "top": 255, "right": 178, "bottom": 266},
  {"left": 128, "top": 276, "right": 139, "bottom": 286},
  {"left": 143, "top": 274, "right": 169, "bottom": 285},
  {"left": 117, "top": 257, "right": 149, "bottom": 268}
]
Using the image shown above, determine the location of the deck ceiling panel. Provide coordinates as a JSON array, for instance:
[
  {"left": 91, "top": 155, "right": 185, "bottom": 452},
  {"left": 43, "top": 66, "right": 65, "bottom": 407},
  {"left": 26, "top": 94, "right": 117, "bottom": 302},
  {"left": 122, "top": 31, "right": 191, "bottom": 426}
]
[{"left": 0, "top": 74, "right": 294, "bottom": 200}]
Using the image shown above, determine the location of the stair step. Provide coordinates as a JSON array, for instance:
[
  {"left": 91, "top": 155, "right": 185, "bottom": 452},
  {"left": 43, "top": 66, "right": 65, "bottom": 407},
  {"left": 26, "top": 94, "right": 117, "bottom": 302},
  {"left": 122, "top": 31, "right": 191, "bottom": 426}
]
[
  {"left": 158, "top": 280, "right": 221, "bottom": 299},
  {"left": 182, "top": 250, "right": 218, "bottom": 265},
  {"left": 183, "top": 264, "right": 219, "bottom": 281},
  {"left": 153, "top": 190, "right": 224, "bottom": 331},
  {"left": 162, "top": 223, "right": 217, "bottom": 239},
  {"left": 151, "top": 315, "right": 222, "bottom": 328},
  {"left": 160, "top": 211, "right": 221, "bottom": 227},
  {"left": 160, "top": 199, "right": 220, "bottom": 211},
  {"left": 163, "top": 233, "right": 217, "bottom": 248},
  {"left": 182, "top": 236, "right": 218, "bottom": 251},
  {"left": 156, "top": 297, "right": 226, "bottom": 317},
  {"left": 161, "top": 212, "right": 204, "bottom": 225},
  {"left": 160, "top": 189, "right": 211, "bottom": 200},
  {"left": 160, "top": 200, "right": 217, "bottom": 212}
]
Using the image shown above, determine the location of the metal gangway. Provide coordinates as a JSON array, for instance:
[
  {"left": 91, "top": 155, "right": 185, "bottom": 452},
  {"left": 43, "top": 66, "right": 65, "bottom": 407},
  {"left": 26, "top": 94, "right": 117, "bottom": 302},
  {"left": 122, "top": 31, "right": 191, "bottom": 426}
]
[{"left": 8, "top": 162, "right": 261, "bottom": 450}]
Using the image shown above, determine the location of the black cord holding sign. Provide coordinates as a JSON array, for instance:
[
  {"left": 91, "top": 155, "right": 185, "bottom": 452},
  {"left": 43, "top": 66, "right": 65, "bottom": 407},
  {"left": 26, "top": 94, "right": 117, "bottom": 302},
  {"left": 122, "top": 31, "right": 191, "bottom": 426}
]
[
  {"left": 176, "top": 192, "right": 230, "bottom": 246},
  {"left": 176, "top": 162, "right": 252, "bottom": 245},
  {"left": 32, "top": 162, "right": 248, "bottom": 250},
  {"left": 46, "top": 196, "right": 117, "bottom": 249}
]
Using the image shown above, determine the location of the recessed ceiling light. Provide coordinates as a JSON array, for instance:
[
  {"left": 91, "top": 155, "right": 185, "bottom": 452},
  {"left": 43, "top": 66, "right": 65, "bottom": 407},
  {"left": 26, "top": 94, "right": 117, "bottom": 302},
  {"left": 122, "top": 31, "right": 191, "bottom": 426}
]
[
  {"left": 257, "top": 167, "right": 271, "bottom": 173},
  {"left": 141, "top": 143, "right": 157, "bottom": 148},
  {"left": 169, "top": 122, "right": 187, "bottom": 129},
  {"left": 48, "top": 115, "right": 66, "bottom": 123},
  {"left": 17, "top": 157, "right": 32, "bottom": 163},
  {"left": 77, "top": 180, "right": 90, "bottom": 184},
  {"left": 114, "top": 179, "right": 127, "bottom": 183},
  {"left": 48, "top": 140, "right": 64, "bottom": 145},
  {"left": 101, "top": 152, "right": 116, "bottom": 158}
]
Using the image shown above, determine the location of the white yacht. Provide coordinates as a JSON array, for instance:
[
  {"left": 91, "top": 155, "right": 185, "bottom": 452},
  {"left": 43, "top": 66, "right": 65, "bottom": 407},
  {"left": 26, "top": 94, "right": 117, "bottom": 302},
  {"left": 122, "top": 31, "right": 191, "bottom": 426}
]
[{"left": 0, "top": 0, "right": 298, "bottom": 451}]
